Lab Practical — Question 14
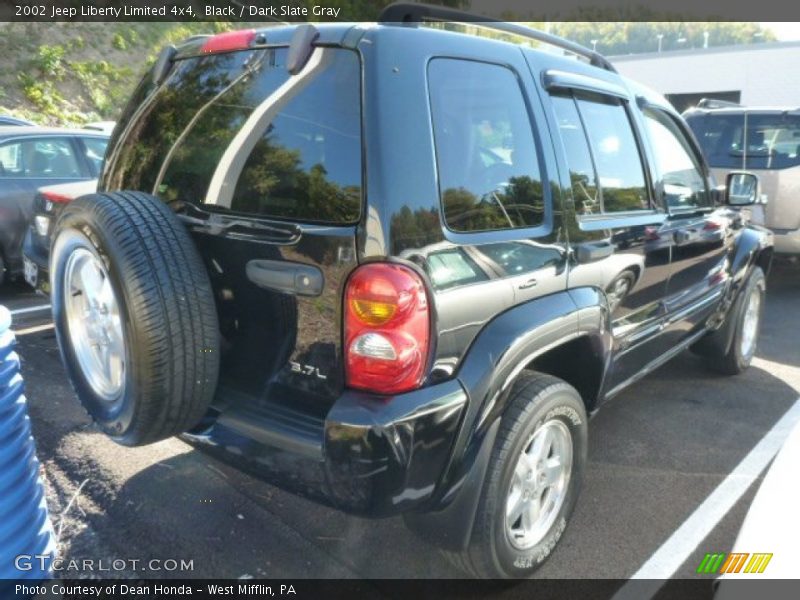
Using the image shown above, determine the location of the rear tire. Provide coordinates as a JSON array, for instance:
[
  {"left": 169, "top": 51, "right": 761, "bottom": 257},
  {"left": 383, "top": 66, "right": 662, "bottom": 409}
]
[
  {"left": 51, "top": 191, "right": 220, "bottom": 446},
  {"left": 445, "top": 371, "right": 587, "bottom": 579}
]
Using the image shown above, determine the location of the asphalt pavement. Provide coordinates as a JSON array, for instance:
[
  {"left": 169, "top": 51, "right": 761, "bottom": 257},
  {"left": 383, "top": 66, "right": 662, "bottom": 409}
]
[{"left": 2, "top": 262, "right": 798, "bottom": 587}]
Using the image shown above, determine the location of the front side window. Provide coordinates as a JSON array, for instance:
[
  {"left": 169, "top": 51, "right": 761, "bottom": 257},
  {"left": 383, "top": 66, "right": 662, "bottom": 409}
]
[
  {"left": 643, "top": 109, "right": 709, "bottom": 210},
  {"left": 0, "top": 137, "right": 81, "bottom": 178},
  {"left": 428, "top": 59, "right": 546, "bottom": 233}
]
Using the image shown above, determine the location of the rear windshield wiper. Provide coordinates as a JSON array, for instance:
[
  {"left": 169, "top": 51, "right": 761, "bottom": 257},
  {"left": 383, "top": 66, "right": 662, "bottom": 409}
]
[{"left": 174, "top": 203, "right": 301, "bottom": 242}]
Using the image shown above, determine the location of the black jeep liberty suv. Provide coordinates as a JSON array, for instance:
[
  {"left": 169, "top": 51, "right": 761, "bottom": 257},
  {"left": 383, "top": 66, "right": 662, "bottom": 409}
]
[{"left": 48, "top": 4, "right": 773, "bottom": 579}]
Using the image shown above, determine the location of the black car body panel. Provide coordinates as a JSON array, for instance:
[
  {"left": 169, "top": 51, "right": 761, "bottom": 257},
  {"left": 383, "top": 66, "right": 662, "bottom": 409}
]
[{"left": 87, "top": 21, "right": 772, "bottom": 548}]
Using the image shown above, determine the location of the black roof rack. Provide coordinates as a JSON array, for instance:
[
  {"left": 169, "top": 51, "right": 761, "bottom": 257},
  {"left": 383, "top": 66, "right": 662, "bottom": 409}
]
[
  {"left": 696, "top": 98, "right": 742, "bottom": 109},
  {"left": 378, "top": 2, "right": 617, "bottom": 73}
]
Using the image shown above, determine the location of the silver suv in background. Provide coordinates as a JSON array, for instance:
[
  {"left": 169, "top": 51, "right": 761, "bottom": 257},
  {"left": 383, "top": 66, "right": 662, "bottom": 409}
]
[{"left": 684, "top": 101, "right": 800, "bottom": 256}]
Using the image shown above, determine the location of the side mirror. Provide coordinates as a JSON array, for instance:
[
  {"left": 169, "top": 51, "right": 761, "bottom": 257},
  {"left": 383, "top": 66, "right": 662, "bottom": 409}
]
[{"left": 725, "top": 171, "right": 764, "bottom": 206}]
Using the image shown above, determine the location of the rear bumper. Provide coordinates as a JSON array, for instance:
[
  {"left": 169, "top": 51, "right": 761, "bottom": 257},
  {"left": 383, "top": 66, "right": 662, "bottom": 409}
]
[
  {"left": 773, "top": 228, "right": 800, "bottom": 255},
  {"left": 183, "top": 379, "right": 468, "bottom": 517}
]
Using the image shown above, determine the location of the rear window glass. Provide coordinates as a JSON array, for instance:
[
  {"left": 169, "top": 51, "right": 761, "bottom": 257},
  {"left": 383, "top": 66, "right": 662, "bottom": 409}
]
[
  {"left": 106, "top": 47, "right": 362, "bottom": 224},
  {"left": 687, "top": 112, "right": 800, "bottom": 170}
]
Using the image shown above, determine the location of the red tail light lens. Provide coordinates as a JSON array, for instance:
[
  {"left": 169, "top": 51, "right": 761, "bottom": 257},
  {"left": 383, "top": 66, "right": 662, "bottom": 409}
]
[
  {"left": 40, "top": 190, "right": 74, "bottom": 204},
  {"left": 200, "top": 29, "right": 256, "bottom": 54},
  {"left": 344, "top": 263, "right": 430, "bottom": 394}
]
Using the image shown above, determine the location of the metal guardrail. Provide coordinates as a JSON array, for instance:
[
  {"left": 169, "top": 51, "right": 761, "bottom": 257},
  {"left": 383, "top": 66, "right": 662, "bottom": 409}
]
[{"left": 0, "top": 305, "right": 56, "bottom": 580}]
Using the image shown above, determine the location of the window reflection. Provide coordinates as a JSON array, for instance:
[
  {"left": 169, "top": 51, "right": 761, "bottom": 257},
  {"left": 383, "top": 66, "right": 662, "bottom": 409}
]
[{"left": 428, "top": 58, "right": 545, "bottom": 233}]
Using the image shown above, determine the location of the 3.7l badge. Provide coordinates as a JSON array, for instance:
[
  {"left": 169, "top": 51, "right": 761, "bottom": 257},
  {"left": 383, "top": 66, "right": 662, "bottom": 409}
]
[{"left": 289, "top": 362, "right": 327, "bottom": 380}]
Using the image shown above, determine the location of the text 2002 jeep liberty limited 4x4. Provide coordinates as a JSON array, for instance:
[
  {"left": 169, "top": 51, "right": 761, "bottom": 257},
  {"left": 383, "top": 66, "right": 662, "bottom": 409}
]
[{"left": 48, "top": 5, "right": 773, "bottom": 578}]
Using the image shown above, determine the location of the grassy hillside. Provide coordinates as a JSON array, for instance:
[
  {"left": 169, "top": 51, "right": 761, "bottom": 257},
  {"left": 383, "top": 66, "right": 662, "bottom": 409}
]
[{"left": 0, "top": 22, "right": 238, "bottom": 126}]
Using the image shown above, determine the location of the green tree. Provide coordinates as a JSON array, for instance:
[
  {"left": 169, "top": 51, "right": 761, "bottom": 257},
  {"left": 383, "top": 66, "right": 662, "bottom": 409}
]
[{"left": 549, "top": 22, "right": 775, "bottom": 56}]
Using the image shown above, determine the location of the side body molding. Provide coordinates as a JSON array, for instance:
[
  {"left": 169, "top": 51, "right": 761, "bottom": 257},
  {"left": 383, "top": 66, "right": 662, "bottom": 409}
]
[{"left": 404, "top": 287, "right": 612, "bottom": 550}]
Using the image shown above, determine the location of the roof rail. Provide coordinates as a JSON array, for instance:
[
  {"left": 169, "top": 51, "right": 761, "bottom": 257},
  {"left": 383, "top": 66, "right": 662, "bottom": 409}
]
[
  {"left": 378, "top": 2, "right": 617, "bottom": 73},
  {"left": 696, "top": 98, "right": 741, "bottom": 109}
]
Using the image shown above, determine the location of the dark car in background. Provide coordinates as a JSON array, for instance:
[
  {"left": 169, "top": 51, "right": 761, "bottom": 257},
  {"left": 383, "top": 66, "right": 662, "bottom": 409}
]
[
  {"left": 22, "top": 179, "right": 98, "bottom": 293},
  {"left": 0, "top": 127, "right": 108, "bottom": 285}
]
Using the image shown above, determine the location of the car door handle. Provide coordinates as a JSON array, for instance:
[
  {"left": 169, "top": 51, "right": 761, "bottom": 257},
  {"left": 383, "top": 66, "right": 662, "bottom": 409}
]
[
  {"left": 518, "top": 278, "right": 538, "bottom": 290},
  {"left": 246, "top": 259, "right": 324, "bottom": 297}
]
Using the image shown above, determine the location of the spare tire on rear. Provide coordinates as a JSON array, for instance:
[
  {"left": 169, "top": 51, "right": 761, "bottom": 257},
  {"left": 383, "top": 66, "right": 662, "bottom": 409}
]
[{"left": 50, "top": 191, "right": 220, "bottom": 446}]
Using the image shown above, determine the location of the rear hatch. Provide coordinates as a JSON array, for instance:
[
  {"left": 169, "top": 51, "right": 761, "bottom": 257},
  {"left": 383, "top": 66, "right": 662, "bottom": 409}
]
[
  {"left": 686, "top": 110, "right": 800, "bottom": 231},
  {"left": 100, "top": 38, "right": 363, "bottom": 412}
]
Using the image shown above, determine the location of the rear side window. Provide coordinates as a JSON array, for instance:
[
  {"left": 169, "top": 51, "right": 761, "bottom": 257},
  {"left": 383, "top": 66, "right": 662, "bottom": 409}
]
[
  {"left": 425, "top": 248, "right": 488, "bottom": 290},
  {"left": 687, "top": 112, "right": 800, "bottom": 170},
  {"left": 552, "top": 93, "right": 649, "bottom": 214},
  {"left": 428, "top": 59, "right": 545, "bottom": 233},
  {"left": 108, "top": 47, "right": 362, "bottom": 225}
]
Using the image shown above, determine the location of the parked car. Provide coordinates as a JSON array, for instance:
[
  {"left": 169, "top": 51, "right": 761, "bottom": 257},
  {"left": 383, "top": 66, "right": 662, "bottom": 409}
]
[
  {"left": 0, "top": 115, "right": 35, "bottom": 127},
  {"left": 684, "top": 100, "right": 800, "bottom": 256},
  {"left": 46, "top": 7, "right": 773, "bottom": 579},
  {"left": 23, "top": 179, "right": 98, "bottom": 293},
  {"left": 0, "top": 127, "right": 108, "bottom": 286}
]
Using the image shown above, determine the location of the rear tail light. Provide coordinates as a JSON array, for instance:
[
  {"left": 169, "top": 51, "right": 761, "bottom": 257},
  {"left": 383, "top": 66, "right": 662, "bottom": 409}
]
[
  {"left": 344, "top": 263, "right": 431, "bottom": 395},
  {"left": 40, "top": 190, "right": 74, "bottom": 204},
  {"left": 200, "top": 29, "right": 256, "bottom": 54}
]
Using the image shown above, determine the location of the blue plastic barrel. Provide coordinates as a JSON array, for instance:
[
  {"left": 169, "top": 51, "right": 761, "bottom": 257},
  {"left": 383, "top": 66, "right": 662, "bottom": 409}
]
[{"left": 0, "top": 305, "right": 56, "bottom": 582}]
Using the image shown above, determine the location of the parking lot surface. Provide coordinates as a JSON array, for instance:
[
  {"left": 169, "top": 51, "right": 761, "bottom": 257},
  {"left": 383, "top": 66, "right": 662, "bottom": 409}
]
[{"left": 2, "top": 263, "right": 799, "bottom": 586}]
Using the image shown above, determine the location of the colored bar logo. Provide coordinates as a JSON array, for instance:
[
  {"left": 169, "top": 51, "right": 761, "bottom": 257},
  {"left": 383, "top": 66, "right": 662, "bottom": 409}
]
[{"left": 696, "top": 552, "right": 773, "bottom": 574}]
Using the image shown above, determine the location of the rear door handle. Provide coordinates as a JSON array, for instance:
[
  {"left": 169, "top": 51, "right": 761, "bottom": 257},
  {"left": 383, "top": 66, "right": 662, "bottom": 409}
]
[{"left": 246, "top": 259, "right": 324, "bottom": 297}]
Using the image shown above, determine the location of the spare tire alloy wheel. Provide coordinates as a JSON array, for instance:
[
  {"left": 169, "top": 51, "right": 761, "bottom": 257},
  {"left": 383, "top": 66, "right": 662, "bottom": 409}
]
[
  {"left": 63, "top": 242, "right": 125, "bottom": 401},
  {"left": 51, "top": 192, "right": 220, "bottom": 446}
]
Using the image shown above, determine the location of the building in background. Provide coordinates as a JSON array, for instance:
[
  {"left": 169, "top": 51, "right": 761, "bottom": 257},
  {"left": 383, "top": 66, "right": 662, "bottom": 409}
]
[{"left": 611, "top": 41, "right": 800, "bottom": 112}]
